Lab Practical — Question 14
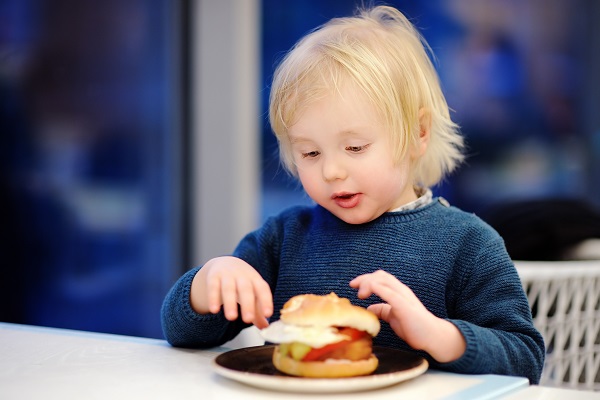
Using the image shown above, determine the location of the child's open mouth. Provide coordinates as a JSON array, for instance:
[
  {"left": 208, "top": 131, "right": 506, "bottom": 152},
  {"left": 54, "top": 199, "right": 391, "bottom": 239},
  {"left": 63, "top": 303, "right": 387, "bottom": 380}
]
[{"left": 332, "top": 192, "right": 361, "bottom": 209}]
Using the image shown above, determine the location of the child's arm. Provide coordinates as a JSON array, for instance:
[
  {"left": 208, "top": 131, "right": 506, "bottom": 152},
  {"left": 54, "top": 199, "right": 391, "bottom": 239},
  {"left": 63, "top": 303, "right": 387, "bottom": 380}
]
[
  {"left": 161, "top": 213, "right": 284, "bottom": 347},
  {"left": 350, "top": 270, "right": 466, "bottom": 363},
  {"left": 160, "top": 257, "right": 273, "bottom": 347},
  {"left": 190, "top": 256, "right": 273, "bottom": 329}
]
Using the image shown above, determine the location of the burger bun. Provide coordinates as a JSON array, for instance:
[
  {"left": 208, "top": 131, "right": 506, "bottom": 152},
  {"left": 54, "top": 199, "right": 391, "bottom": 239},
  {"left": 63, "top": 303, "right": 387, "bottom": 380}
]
[
  {"left": 272, "top": 346, "right": 379, "bottom": 378},
  {"left": 280, "top": 293, "right": 380, "bottom": 337}
]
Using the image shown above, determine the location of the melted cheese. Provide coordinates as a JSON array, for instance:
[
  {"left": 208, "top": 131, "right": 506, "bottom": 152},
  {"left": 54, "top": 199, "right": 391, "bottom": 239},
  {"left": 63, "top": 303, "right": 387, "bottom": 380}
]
[{"left": 260, "top": 320, "right": 348, "bottom": 348}]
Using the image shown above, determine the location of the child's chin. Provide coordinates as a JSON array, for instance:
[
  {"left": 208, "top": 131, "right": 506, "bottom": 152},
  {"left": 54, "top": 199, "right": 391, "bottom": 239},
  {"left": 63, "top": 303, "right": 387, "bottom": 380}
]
[{"left": 330, "top": 209, "right": 377, "bottom": 225}]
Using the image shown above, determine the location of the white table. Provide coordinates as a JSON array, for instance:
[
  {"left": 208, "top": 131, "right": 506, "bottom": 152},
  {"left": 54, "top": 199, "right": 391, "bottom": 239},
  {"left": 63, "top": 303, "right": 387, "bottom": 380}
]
[
  {"left": 0, "top": 322, "right": 596, "bottom": 400},
  {"left": 502, "top": 385, "right": 600, "bottom": 400}
]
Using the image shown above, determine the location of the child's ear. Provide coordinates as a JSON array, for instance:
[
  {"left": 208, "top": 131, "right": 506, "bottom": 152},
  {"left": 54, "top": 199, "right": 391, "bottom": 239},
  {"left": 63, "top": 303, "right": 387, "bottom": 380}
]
[{"left": 411, "top": 107, "right": 431, "bottom": 158}]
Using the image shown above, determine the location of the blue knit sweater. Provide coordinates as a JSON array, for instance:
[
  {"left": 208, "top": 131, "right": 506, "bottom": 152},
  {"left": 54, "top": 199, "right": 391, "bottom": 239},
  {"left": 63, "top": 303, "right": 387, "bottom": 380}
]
[{"left": 161, "top": 198, "right": 545, "bottom": 383}]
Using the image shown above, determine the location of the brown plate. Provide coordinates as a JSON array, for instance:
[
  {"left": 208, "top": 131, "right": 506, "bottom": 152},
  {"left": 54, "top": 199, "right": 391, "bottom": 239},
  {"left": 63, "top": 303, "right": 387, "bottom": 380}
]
[{"left": 213, "top": 345, "right": 428, "bottom": 393}]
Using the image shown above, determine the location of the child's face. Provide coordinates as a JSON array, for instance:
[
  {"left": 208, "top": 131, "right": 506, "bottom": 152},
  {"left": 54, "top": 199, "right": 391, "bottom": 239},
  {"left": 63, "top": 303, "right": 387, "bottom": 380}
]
[{"left": 288, "top": 83, "right": 419, "bottom": 224}]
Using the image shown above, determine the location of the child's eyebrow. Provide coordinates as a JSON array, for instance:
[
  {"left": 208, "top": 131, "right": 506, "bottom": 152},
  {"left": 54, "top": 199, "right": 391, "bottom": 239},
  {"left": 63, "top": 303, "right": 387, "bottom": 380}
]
[
  {"left": 338, "top": 129, "right": 374, "bottom": 141},
  {"left": 339, "top": 130, "right": 364, "bottom": 138},
  {"left": 289, "top": 129, "right": 372, "bottom": 144},
  {"left": 289, "top": 136, "right": 311, "bottom": 144}
]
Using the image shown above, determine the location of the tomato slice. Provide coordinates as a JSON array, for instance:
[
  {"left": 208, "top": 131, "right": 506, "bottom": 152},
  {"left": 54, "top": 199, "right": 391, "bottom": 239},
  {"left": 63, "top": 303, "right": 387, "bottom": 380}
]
[{"left": 301, "top": 328, "right": 367, "bottom": 362}]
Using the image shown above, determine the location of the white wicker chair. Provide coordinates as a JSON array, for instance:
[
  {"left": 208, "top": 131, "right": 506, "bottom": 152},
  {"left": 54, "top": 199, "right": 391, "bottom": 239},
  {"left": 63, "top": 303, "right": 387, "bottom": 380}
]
[{"left": 516, "top": 260, "right": 600, "bottom": 391}]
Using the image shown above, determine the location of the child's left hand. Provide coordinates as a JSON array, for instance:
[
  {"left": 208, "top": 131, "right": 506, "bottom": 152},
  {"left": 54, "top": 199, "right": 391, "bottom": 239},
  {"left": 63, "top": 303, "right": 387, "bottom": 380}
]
[{"left": 349, "top": 269, "right": 466, "bottom": 363}]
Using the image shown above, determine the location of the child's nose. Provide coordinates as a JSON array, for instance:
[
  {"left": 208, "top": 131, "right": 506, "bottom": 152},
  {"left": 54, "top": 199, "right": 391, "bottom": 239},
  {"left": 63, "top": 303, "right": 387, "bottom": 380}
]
[{"left": 322, "top": 154, "right": 348, "bottom": 182}]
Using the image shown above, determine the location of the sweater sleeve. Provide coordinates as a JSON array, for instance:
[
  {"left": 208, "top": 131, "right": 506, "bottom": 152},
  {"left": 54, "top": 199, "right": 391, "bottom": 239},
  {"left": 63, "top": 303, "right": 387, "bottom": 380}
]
[{"left": 436, "top": 236, "right": 546, "bottom": 383}]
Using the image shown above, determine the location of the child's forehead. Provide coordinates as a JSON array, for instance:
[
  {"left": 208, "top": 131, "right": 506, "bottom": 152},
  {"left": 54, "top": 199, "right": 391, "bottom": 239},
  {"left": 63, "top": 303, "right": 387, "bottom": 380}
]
[
  {"left": 298, "top": 84, "right": 376, "bottom": 116},
  {"left": 288, "top": 88, "right": 388, "bottom": 140},
  {"left": 297, "top": 77, "right": 372, "bottom": 110}
]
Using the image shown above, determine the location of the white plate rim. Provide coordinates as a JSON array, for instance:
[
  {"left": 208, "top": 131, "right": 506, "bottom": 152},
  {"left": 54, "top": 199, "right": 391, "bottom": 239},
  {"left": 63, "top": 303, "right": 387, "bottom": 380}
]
[{"left": 212, "top": 347, "right": 429, "bottom": 394}]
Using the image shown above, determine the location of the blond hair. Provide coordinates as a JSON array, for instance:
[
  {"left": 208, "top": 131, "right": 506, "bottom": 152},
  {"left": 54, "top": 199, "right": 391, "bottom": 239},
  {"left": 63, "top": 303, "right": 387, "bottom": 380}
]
[{"left": 269, "top": 5, "right": 464, "bottom": 187}]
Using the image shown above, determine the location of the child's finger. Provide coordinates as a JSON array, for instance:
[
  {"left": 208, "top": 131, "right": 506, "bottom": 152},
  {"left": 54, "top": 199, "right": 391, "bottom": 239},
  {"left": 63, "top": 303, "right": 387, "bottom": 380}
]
[
  {"left": 220, "top": 276, "right": 239, "bottom": 321},
  {"left": 252, "top": 311, "right": 270, "bottom": 329},
  {"left": 253, "top": 279, "right": 273, "bottom": 317},
  {"left": 355, "top": 283, "right": 375, "bottom": 299},
  {"left": 249, "top": 281, "right": 272, "bottom": 329},
  {"left": 350, "top": 269, "right": 393, "bottom": 290},
  {"left": 365, "top": 280, "right": 402, "bottom": 305},
  {"left": 349, "top": 274, "right": 367, "bottom": 287},
  {"left": 237, "top": 278, "right": 257, "bottom": 323},
  {"left": 351, "top": 274, "right": 381, "bottom": 299},
  {"left": 207, "top": 275, "right": 223, "bottom": 314},
  {"left": 367, "top": 303, "right": 392, "bottom": 322}
]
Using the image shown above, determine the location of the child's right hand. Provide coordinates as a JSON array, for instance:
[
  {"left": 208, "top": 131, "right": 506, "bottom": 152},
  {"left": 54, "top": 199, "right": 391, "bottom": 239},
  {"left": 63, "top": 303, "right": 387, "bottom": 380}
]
[{"left": 190, "top": 256, "right": 273, "bottom": 329}]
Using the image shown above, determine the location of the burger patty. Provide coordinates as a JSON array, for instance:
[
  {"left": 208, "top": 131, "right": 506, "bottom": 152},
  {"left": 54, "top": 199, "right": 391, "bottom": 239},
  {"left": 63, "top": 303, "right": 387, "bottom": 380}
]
[
  {"left": 298, "top": 327, "right": 373, "bottom": 362},
  {"left": 311, "top": 335, "right": 373, "bottom": 361}
]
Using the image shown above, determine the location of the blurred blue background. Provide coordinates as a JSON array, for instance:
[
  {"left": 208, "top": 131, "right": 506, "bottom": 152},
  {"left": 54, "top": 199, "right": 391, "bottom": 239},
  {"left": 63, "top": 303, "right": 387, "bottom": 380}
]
[
  {"left": 260, "top": 0, "right": 600, "bottom": 217},
  {"left": 1, "top": 0, "right": 598, "bottom": 338}
]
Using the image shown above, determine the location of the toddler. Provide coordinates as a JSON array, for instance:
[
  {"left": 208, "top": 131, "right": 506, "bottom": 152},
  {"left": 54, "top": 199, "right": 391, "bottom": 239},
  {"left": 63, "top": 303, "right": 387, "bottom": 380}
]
[{"left": 161, "top": 5, "right": 545, "bottom": 383}]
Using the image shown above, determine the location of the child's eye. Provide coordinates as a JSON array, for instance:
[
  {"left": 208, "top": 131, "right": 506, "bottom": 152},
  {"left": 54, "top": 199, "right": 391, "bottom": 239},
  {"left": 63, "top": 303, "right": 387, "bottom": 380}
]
[
  {"left": 301, "top": 150, "right": 320, "bottom": 159},
  {"left": 345, "top": 144, "right": 370, "bottom": 153}
]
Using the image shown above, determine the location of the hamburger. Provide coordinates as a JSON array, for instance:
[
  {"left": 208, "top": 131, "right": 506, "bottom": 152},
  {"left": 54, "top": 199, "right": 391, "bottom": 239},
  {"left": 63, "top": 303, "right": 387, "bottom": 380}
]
[{"left": 260, "top": 292, "right": 381, "bottom": 378}]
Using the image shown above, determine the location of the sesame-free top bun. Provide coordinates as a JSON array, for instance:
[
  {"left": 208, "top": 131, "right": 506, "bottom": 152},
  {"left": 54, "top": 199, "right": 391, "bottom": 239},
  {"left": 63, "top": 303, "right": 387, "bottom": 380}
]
[
  {"left": 280, "top": 292, "right": 380, "bottom": 337},
  {"left": 272, "top": 346, "right": 379, "bottom": 378}
]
